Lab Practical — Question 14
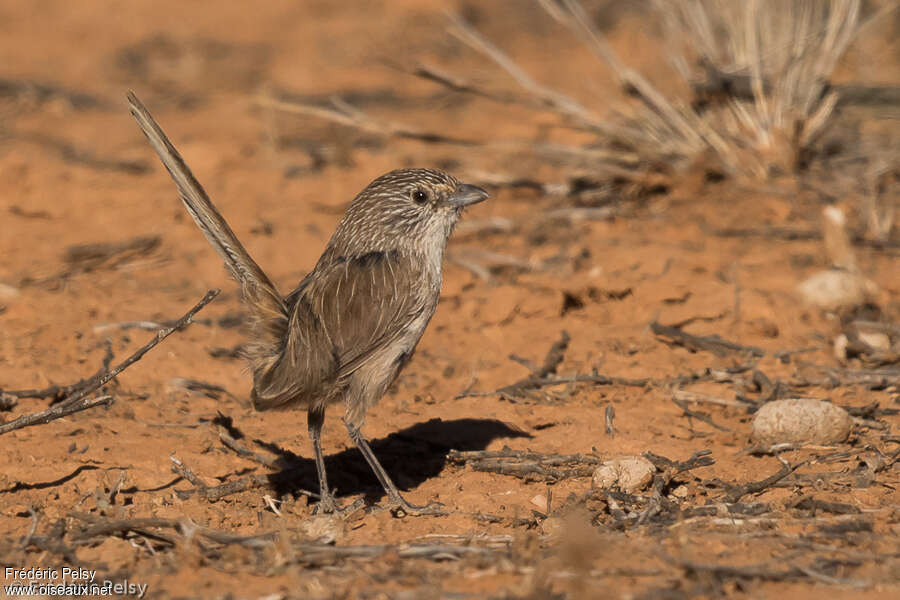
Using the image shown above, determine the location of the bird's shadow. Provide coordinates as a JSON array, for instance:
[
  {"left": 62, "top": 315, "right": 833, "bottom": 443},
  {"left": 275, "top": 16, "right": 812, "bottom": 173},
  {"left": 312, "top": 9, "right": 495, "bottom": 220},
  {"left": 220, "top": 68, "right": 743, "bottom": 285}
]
[{"left": 216, "top": 416, "right": 532, "bottom": 502}]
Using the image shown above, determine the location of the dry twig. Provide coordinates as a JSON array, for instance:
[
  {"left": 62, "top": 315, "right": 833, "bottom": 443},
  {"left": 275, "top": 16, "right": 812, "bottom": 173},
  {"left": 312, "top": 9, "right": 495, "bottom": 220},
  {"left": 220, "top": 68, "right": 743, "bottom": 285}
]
[
  {"left": 448, "top": 447, "right": 606, "bottom": 482},
  {"left": 0, "top": 289, "right": 220, "bottom": 436},
  {"left": 651, "top": 321, "right": 765, "bottom": 358}
]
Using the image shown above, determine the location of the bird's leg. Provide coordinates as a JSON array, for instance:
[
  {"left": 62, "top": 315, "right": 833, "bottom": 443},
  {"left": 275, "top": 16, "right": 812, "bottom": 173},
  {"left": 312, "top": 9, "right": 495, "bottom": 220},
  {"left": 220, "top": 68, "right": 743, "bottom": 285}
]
[
  {"left": 344, "top": 420, "right": 447, "bottom": 517},
  {"left": 308, "top": 407, "right": 363, "bottom": 515}
]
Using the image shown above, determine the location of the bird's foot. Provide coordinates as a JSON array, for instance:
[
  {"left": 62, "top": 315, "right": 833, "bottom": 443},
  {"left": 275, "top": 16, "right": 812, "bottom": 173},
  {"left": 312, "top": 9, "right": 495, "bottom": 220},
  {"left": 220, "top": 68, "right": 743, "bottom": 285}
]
[
  {"left": 313, "top": 493, "right": 365, "bottom": 516},
  {"left": 387, "top": 495, "right": 447, "bottom": 518}
]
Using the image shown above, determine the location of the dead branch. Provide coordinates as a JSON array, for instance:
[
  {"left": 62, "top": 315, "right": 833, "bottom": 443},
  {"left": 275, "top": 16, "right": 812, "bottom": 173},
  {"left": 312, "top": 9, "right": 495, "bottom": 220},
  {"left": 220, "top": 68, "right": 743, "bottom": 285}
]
[
  {"left": 636, "top": 450, "right": 715, "bottom": 525},
  {"left": 257, "top": 94, "right": 476, "bottom": 146},
  {"left": 177, "top": 473, "right": 278, "bottom": 502},
  {"left": 171, "top": 436, "right": 318, "bottom": 502},
  {"left": 677, "top": 502, "right": 772, "bottom": 520},
  {"left": 92, "top": 320, "right": 169, "bottom": 333},
  {"left": 37, "top": 512, "right": 516, "bottom": 568},
  {"left": 462, "top": 331, "right": 593, "bottom": 399},
  {"left": 670, "top": 395, "right": 731, "bottom": 433},
  {"left": 446, "top": 13, "right": 615, "bottom": 137},
  {"left": 651, "top": 321, "right": 765, "bottom": 358},
  {"left": 724, "top": 461, "right": 804, "bottom": 503},
  {"left": 643, "top": 450, "right": 716, "bottom": 475},
  {"left": 448, "top": 447, "right": 606, "bottom": 483},
  {"left": 0, "top": 289, "right": 220, "bottom": 436},
  {"left": 284, "top": 541, "right": 509, "bottom": 566},
  {"left": 261, "top": 88, "right": 646, "bottom": 190},
  {"left": 795, "top": 364, "right": 900, "bottom": 387},
  {"left": 457, "top": 362, "right": 753, "bottom": 400},
  {"left": 673, "top": 388, "right": 747, "bottom": 409},
  {"left": 19, "top": 530, "right": 79, "bottom": 564},
  {"left": 515, "top": 330, "right": 570, "bottom": 379},
  {"left": 458, "top": 331, "right": 655, "bottom": 400},
  {"left": 791, "top": 496, "right": 861, "bottom": 516},
  {"left": 169, "top": 455, "right": 211, "bottom": 490},
  {"left": 449, "top": 448, "right": 613, "bottom": 484},
  {"left": 69, "top": 512, "right": 276, "bottom": 548},
  {"left": 410, "top": 62, "right": 529, "bottom": 107},
  {"left": 539, "top": 0, "right": 707, "bottom": 150},
  {"left": 215, "top": 425, "right": 282, "bottom": 469},
  {"left": 170, "top": 454, "right": 267, "bottom": 501},
  {"left": 70, "top": 515, "right": 179, "bottom": 545},
  {"left": 501, "top": 373, "right": 642, "bottom": 397},
  {"left": 0, "top": 395, "right": 116, "bottom": 436}
]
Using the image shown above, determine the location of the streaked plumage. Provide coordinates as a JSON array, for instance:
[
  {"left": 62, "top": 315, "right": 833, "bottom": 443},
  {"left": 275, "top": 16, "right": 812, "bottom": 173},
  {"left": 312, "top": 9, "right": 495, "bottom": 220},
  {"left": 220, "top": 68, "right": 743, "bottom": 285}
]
[{"left": 127, "top": 92, "right": 487, "bottom": 515}]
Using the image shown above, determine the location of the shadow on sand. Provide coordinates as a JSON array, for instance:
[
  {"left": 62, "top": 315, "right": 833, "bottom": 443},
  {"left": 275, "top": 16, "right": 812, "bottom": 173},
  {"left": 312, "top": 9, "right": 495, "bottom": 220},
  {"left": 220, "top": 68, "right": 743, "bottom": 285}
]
[{"left": 216, "top": 416, "right": 531, "bottom": 502}]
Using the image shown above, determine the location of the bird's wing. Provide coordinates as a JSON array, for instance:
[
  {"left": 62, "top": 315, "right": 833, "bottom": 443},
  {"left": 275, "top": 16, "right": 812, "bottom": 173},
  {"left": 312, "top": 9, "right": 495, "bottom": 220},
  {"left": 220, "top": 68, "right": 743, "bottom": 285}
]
[
  {"left": 296, "top": 251, "right": 432, "bottom": 379},
  {"left": 252, "top": 251, "right": 432, "bottom": 411}
]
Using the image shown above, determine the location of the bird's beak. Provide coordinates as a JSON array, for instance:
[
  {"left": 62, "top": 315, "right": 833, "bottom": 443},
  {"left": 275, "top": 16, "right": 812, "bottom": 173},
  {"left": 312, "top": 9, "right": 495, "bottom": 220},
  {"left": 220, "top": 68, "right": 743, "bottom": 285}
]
[{"left": 448, "top": 183, "right": 489, "bottom": 207}]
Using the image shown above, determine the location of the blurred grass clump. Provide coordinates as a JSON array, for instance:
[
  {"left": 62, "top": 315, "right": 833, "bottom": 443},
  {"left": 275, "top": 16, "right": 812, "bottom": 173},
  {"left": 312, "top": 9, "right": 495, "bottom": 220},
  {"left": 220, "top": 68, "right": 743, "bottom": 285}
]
[{"left": 265, "top": 0, "right": 897, "bottom": 236}]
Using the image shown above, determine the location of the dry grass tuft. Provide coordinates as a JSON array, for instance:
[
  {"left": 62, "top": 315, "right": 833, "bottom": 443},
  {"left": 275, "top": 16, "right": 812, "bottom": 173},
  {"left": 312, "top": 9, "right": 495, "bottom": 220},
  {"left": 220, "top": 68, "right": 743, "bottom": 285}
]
[
  {"left": 653, "top": 0, "right": 862, "bottom": 177},
  {"left": 263, "top": 0, "right": 897, "bottom": 230},
  {"left": 540, "top": 0, "right": 867, "bottom": 178}
]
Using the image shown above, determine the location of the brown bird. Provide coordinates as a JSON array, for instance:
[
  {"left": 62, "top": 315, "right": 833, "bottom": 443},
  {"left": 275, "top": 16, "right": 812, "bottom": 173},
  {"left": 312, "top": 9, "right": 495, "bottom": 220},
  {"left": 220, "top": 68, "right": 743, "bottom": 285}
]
[{"left": 127, "top": 92, "right": 487, "bottom": 515}]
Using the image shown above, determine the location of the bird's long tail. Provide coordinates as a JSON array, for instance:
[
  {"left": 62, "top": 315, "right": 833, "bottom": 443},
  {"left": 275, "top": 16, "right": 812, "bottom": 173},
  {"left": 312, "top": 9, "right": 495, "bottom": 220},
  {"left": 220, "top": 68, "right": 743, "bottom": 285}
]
[{"left": 127, "top": 91, "right": 287, "bottom": 372}]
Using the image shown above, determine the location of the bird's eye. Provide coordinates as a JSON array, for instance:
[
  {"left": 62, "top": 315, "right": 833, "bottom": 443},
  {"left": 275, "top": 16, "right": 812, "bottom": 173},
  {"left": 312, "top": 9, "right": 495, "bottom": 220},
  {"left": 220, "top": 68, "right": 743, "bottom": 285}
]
[{"left": 411, "top": 189, "right": 429, "bottom": 204}]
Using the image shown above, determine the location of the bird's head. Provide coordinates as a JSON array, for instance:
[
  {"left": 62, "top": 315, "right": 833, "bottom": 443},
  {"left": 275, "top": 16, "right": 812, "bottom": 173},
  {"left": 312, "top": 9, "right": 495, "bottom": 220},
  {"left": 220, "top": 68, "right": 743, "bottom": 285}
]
[{"left": 329, "top": 168, "right": 489, "bottom": 256}]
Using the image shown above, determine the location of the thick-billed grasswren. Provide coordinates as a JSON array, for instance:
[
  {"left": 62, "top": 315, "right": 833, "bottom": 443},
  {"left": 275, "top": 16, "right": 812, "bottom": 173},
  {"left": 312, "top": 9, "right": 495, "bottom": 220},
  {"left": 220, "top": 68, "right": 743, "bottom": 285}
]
[{"left": 127, "top": 92, "right": 487, "bottom": 515}]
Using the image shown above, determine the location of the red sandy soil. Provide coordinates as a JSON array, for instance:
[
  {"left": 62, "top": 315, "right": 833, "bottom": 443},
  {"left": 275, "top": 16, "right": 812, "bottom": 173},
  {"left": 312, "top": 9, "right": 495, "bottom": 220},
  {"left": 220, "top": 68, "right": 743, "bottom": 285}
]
[{"left": 1, "top": 1, "right": 898, "bottom": 598}]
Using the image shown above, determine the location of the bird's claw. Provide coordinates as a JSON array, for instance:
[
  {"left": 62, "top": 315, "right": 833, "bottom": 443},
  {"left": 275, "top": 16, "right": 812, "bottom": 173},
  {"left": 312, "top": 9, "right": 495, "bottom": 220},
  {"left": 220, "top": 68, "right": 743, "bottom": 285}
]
[{"left": 313, "top": 494, "right": 365, "bottom": 516}]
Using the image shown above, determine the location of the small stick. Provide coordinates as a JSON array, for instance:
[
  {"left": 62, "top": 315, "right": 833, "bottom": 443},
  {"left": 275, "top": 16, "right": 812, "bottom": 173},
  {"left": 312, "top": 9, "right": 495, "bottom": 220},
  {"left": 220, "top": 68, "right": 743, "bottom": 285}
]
[
  {"left": 263, "top": 495, "right": 282, "bottom": 516},
  {"left": 634, "top": 450, "right": 714, "bottom": 526},
  {"left": 724, "top": 461, "right": 804, "bottom": 503},
  {"left": 604, "top": 405, "right": 616, "bottom": 437},
  {"left": 448, "top": 448, "right": 607, "bottom": 482},
  {"left": 673, "top": 388, "right": 746, "bottom": 408},
  {"left": 216, "top": 426, "right": 284, "bottom": 469},
  {"left": 535, "top": 331, "right": 571, "bottom": 378},
  {"left": 175, "top": 474, "right": 268, "bottom": 501},
  {"left": 170, "top": 455, "right": 210, "bottom": 490},
  {"left": 175, "top": 469, "right": 319, "bottom": 503},
  {"left": 69, "top": 512, "right": 276, "bottom": 548},
  {"left": 257, "top": 94, "right": 476, "bottom": 146},
  {"left": 93, "top": 320, "right": 167, "bottom": 333},
  {"left": 671, "top": 395, "right": 731, "bottom": 433},
  {"left": 20, "top": 507, "right": 41, "bottom": 549},
  {"left": 650, "top": 321, "right": 765, "bottom": 358},
  {"left": 446, "top": 13, "right": 614, "bottom": 136},
  {"left": 480, "top": 373, "right": 653, "bottom": 399}
]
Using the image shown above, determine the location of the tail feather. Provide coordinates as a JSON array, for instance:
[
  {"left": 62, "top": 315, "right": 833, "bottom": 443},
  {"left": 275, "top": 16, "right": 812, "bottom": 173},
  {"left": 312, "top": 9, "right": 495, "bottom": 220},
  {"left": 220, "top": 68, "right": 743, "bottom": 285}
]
[{"left": 127, "top": 91, "right": 288, "bottom": 370}]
